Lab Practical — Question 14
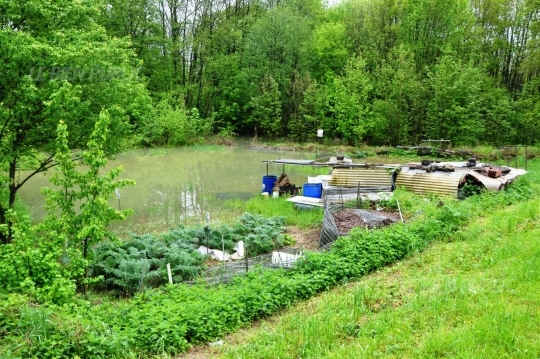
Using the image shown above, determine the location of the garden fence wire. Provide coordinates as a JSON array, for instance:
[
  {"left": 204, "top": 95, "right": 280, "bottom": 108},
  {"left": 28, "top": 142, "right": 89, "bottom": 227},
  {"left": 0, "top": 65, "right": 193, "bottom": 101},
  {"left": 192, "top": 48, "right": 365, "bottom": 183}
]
[{"left": 191, "top": 247, "right": 305, "bottom": 285}]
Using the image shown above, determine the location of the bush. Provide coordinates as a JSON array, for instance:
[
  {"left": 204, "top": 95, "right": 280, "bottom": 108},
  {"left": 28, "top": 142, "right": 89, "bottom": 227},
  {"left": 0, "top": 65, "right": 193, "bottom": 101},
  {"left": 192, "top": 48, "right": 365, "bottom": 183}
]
[{"left": 162, "top": 212, "right": 286, "bottom": 257}]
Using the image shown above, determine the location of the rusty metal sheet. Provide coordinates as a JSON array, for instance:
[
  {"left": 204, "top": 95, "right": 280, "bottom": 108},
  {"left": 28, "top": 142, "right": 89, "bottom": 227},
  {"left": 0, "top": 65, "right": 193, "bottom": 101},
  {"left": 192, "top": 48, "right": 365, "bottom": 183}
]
[
  {"left": 466, "top": 171, "right": 502, "bottom": 191},
  {"left": 329, "top": 167, "right": 393, "bottom": 189},
  {"left": 466, "top": 168, "right": 527, "bottom": 191},
  {"left": 396, "top": 171, "right": 465, "bottom": 198}
]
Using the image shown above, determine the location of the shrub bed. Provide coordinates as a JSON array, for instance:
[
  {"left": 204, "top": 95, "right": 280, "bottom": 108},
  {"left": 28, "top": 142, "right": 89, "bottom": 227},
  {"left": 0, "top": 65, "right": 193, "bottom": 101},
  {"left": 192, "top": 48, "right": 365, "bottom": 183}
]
[{"left": 90, "top": 212, "right": 286, "bottom": 294}]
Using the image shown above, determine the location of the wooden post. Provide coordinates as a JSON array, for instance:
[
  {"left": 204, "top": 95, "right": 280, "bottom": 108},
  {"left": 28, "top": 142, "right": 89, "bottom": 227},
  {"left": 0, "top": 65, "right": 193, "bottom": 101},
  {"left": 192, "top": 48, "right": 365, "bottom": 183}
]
[
  {"left": 525, "top": 146, "right": 528, "bottom": 170},
  {"left": 140, "top": 262, "right": 146, "bottom": 293}
]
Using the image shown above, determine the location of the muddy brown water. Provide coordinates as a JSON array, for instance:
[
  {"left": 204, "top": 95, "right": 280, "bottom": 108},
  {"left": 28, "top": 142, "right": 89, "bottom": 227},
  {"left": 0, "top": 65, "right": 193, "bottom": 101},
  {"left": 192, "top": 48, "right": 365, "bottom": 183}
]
[{"left": 18, "top": 146, "right": 331, "bottom": 233}]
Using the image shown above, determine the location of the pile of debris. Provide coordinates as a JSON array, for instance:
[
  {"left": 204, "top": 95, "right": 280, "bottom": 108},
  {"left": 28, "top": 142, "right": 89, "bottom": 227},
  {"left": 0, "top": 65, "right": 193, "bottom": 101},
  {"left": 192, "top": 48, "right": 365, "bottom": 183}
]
[
  {"left": 320, "top": 206, "right": 400, "bottom": 247},
  {"left": 332, "top": 208, "right": 399, "bottom": 234}
]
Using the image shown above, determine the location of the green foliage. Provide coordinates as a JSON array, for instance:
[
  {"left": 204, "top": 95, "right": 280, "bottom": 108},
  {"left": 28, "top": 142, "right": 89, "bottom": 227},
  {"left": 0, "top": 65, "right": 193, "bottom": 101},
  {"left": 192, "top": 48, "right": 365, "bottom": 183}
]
[
  {"left": 308, "top": 21, "right": 348, "bottom": 80},
  {"left": 40, "top": 112, "right": 134, "bottom": 278},
  {"left": 372, "top": 46, "right": 423, "bottom": 145},
  {"left": 328, "top": 57, "right": 376, "bottom": 145},
  {"left": 164, "top": 212, "right": 286, "bottom": 257},
  {"left": 461, "top": 180, "right": 486, "bottom": 197},
  {"left": 426, "top": 55, "right": 484, "bottom": 145},
  {"left": 288, "top": 78, "right": 326, "bottom": 142},
  {"left": 139, "top": 95, "right": 213, "bottom": 146},
  {"left": 92, "top": 234, "right": 205, "bottom": 294},
  {"left": 90, "top": 212, "right": 286, "bottom": 294},
  {"left": 0, "top": 113, "right": 135, "bottom": 303},
  {"left": 81, "top": 0, "right": 540, "bottom": 146},
  {"left": 0, "top": 0, "right": 151, "bottom": 242},
  {"left": 0, "top": 212, "right": 78, "bottom": 304},
  {"left": 248, "top": 74, "right": 283, "bottom": 138},
  {"left": 225, "top": 195, "right": 324, "bottom": 229},
  {"left": 3, "top": 173, "right": 536, "bottom": 358},
  {"left": 218, "top": 197, "right": 540, "bottom": 359}
]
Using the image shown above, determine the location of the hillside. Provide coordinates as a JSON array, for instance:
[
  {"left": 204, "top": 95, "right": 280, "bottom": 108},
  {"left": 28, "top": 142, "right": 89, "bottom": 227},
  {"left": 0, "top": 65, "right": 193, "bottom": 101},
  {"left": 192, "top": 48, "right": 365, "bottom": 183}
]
[{"left": 183, "top": 174, "right": 540, "bottom": 358}]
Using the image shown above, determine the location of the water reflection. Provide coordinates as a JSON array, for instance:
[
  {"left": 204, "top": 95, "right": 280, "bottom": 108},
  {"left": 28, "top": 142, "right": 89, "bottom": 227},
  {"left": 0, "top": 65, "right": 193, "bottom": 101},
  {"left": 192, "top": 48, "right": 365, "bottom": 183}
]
[{"left": 18, "top": 146, "right": 326, "bottom": 233}]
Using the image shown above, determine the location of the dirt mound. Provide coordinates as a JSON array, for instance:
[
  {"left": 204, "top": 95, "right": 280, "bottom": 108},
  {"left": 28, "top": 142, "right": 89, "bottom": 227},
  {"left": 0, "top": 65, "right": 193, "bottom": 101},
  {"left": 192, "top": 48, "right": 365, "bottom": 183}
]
[{"left": 332, "top": 208, "right": 400, "bottom": 235}]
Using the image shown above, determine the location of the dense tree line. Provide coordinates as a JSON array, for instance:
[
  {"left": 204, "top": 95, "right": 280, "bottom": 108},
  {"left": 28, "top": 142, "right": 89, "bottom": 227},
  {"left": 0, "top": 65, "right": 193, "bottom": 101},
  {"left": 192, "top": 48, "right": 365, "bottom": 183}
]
[{"left": 101, "top": 0, "right": 540, "bottom": 146}]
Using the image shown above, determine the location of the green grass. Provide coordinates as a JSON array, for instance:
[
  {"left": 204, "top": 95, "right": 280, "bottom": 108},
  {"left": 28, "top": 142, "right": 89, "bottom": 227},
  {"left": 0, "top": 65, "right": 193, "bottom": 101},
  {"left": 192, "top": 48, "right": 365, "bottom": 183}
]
[
  {"left": 223, "top": 196, "right": 323, "bottom": 229},
  {"left": 193, "top": 183, "right": 540, "bottom": 358}
]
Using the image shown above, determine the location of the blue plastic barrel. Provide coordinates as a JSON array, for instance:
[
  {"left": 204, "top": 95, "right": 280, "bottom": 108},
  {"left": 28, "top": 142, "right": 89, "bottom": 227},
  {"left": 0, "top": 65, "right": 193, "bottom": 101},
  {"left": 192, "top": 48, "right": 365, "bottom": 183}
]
[
  {"left": 262, "top": 175, "right": 277, "bottom": 194},
  {"left": 303, "top": 183, "right": 322, "bottom": 198}
]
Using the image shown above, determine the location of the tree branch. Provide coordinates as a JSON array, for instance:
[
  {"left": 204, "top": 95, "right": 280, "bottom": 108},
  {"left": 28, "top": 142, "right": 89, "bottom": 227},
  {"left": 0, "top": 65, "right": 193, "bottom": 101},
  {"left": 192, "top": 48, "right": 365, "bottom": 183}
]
[{"left": 14, "top": 154, "right": 83, "bottom": 191}]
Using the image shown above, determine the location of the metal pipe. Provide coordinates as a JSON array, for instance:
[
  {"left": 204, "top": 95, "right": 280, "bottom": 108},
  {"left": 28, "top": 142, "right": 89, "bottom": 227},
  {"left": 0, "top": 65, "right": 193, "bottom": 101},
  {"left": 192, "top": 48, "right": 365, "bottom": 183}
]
[{"left": 526, "top": 146, "right": 528, "bottom": 170}]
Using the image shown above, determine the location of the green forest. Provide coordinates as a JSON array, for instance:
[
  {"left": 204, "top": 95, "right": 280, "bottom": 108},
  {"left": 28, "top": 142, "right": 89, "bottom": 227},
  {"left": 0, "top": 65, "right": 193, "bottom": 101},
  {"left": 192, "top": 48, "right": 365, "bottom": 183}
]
[
  {"left": 93, "top": 0, "right": 540, "bottom": 148},
  {"left": 102, "top": 0, "right": 540, "bottom": 145},
  {"left": 4, "top": 0, "right": 540, "bottom": 150}
]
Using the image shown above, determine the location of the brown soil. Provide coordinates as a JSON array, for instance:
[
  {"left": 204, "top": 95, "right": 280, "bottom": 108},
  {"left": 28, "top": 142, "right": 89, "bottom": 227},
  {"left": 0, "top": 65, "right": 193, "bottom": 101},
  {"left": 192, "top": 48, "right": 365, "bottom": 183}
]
[
  {"left": 332, "top": 208, "right": 401, "bottom": 234},
  {"left": 284, "top": 226, "right": 321, "bottom": 251}
]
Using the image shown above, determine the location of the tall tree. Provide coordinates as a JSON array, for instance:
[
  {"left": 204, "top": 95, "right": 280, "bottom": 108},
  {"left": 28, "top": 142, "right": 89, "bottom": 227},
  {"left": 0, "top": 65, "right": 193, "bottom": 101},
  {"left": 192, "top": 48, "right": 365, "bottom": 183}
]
[
  {"left": 373, "top": 46, "right": 423, "bottom": 145},
  {"left": 248, "top": 74, "right": 282, "bottom": 139},
  {"left": 100, "top": 0, "right": 172, "bottom": 92},
  {"left": 426, "top": 55, "right": 484, "bottom": 145},
  {"left": 398, "top": 0, "right": 476, "bottom": 71},
  {"left": 0, "top": 0, "right": 150, "bottom": 243},
  {"left": 328, "top": 57, "right": 376, "bottom": 145},
  {"left": 471, "top": 0, "right": 540, "bottom": 95},
  {"left": 243, "top": 6, "right": 312, "bottom": 125}
]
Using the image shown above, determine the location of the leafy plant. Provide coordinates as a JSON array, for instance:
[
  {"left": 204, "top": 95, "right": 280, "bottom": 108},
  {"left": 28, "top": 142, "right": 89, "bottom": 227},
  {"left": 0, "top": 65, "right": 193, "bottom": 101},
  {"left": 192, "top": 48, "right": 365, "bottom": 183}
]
[
  {"left": 39, "top": 111, "right": 135, "bottom": 291},
  {"left": 92, "top": 234, "right": 205, "bottom": 295},
  {"left": 90, "top": 212, "right": 286, "bottom": 293}
]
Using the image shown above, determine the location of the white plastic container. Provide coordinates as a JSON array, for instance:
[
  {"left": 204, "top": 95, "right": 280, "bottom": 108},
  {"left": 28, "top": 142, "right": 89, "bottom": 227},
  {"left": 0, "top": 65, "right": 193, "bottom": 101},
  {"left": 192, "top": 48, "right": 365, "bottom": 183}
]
[
  {"left": 317, "top": 175, "right": 332, "bottom": 189},
  {"left": 308, "top": 176, "right": 323, "bottom": 184}
]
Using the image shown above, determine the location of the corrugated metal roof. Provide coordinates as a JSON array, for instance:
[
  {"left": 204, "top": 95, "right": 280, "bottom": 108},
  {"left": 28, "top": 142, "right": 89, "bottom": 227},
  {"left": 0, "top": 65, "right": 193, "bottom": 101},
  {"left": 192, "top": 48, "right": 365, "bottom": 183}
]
[
  {"left": 329, "top": 167, "right": 393, "bottom": 189},
  {"left": 395, "top": 171, "right": 465, "bottom": 198}
]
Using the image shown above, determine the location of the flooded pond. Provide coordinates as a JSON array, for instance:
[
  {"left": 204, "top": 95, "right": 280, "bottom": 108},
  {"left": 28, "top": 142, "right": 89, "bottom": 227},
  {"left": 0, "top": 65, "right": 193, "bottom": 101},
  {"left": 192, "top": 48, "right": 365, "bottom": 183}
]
[{"left": 18, "top": 145, "right": 329, "bottom": 233}]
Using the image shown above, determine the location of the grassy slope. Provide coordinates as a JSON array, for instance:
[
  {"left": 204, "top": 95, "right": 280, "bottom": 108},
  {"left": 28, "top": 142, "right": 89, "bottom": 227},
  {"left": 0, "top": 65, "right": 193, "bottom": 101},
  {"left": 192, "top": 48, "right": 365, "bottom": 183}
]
[{"left": 193, "top": 193, "right": 540, "bottom": 358}]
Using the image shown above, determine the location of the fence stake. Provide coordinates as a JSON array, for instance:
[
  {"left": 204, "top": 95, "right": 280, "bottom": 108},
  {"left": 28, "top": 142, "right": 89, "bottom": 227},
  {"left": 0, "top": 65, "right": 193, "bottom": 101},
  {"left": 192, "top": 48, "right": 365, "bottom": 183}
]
[
  {"left": 167, "top": 263, "right": 173, "bottom": 284},
  {"left": 396, "top": 198, "right": 404, "bottom": 223},
  {"left": 244, "top": 245, "right": 249, "bottom": 273}
]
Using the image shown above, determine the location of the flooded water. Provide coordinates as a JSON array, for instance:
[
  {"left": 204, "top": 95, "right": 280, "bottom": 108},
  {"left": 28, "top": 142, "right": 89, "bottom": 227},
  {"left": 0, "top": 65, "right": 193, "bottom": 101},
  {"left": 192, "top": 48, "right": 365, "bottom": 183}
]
[{"left": 18, "top": 145, "right": 329, "bottom": 233}]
